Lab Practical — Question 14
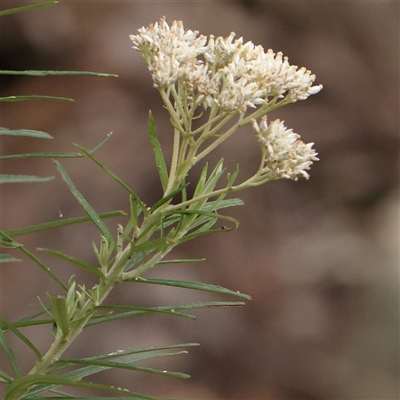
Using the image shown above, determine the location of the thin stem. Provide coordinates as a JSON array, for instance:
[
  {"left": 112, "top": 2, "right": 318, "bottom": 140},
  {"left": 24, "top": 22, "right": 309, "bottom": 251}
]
[
  {"left": 195, "top": 113, "right": 245, "bottom": 163},
  {"left": 164, "top": 128, "right": 181, "bottom": 196}
]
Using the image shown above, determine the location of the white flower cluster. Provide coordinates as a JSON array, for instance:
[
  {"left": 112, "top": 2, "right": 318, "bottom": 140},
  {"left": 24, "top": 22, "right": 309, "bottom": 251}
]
[
  {"left": 130, "top": 17, "right": 322, "bottom": 113},
  {"left": 252, "top": 117, "right": 319, "bottom": 181}
]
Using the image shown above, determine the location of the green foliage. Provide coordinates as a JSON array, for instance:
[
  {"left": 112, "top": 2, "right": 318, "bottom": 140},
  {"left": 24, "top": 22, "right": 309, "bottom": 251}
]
[
  {"left": 0, "top": 2, "right": 58, "bottom": 17},
  {"left": 0, "top": 5, "right": 249, "bottom": 399},
  {"left": 0, "top": 1, "right": 322, "bottom": 398}
]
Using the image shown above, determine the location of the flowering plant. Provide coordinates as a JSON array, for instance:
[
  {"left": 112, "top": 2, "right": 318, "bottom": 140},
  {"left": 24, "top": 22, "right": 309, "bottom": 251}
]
[{"left": 1, "top": 9, "right": 321, "bottom": 400}]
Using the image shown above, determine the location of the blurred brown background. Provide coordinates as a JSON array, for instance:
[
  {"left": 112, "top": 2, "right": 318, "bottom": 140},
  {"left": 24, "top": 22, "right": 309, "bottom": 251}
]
[{"left": 1, "top": 1, "right": 399, "bottom": 399}]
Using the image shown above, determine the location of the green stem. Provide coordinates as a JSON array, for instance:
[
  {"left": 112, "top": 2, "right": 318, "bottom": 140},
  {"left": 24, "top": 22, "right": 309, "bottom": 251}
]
[
  {"left": 25, "top": 240, "right": 135, "bottom": 378},
  {"left": 164, "top": 128, "right": 181, "bottom": 196}
]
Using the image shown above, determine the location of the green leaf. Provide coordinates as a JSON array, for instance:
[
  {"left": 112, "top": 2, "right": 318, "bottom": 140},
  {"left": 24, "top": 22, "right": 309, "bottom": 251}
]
[
  {"left": 4, "top": 211, "right": 125, "bottom": 238},
  {"left": 148, "top": 111, "right": 168, "bottom": 191},
  {"left": 0, "top": 152, "right": 84, "bottom": 160},
  {"left": 0, "top": 328, "right": 21, "bottom": 378},
  {"left": 0, "top": 174, "right": 54, "bottom": 184},
  {"left": 49, "top": 296, "right": 70, "bottom": 337},
  {"left": 201, "top": 158, "right": 226, "bottom": 194},
  {"left": 0, "top": 70, "right": 117, "bottom": 78},
  {"left": 1, "top": 312, "right": 52, "bottom": 330},
  {"left": 128, "top": 236, "right": 171, "bottom": 254},
  {"left": 157, "top": 257, "right": 206, "bottom": 265},
  {"left": 0, "top": 1, "right": 57, "bottom": 17},
  {"left": 25, "top": 345, "right": 198, "bottom": 398},
  {"left": 87, "top": 305, "right": 194, "bottom": 326},
  {"left": 149, "top": 183, "right": 189, "bottom": 212},
  {"left": 193, "top": 163, "right": 209, "bottom": 197},
  {"left": 65, "top": 343, "right": 199, "bottom": 363},
  {"left": 0, "top": 231, "right": 68, "bottom": 291},
  {"left": 0, "top": 370, "right": 14, "bottom": 384},
  {"left": 0, "top": 127, "right": 53, "bottom": 138},
  {"left": 73, "top": 144, "right": 148, "bottom": 213},
  {"left": 87, "top": 132, "right": 114, "bottom": 153},
  {"left": 40, "top": 248, "right": 105, "bottom": 279},
  {"left": 0, "top": 315, "right": 42, "bottom": 360},
  {"left": 89, "top": 302, "right": 245, "bottom": 328},
  {"left": 0, "top": 254, "right": 21, "bottom": 263},
  {"left": 54, "top": 160, "right": 114, "bottom": 244},
  {"left": 3, "top": 374, "right": 153, "bottom": 400},
  {"left": 130, "top": 277, "right": 251, "bottom": 300},
  {"left": 0, "top": 132, "right": 116, "bottom": 160},
  {"left": 124, "top": 195, "right": 141, "bottom": 238},
  {"left": 204, "top": 197, "right": 244, "bottom": 211},
  {"left": 53, "top": 357, "right": 191, "bottom": 379},
  {"left": 0, "top": 95, "right": 74, "bottom": 102}
]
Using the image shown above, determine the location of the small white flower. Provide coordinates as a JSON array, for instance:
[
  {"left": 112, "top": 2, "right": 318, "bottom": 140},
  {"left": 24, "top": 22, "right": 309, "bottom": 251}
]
[{"left": 252, "top": 117, "right": 319, "bottom": 181}]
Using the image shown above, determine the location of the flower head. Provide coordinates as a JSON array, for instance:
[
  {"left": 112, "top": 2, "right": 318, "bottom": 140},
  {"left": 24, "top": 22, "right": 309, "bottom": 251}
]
[
  {"left": 130, "top": 18, "right": 321, "bottom": 184},
  {"left": 252, "top": 117, "right": 319, "bottom": 181},
  {"left": 130, "top": 18, "right": 322, "bottom": 113}
]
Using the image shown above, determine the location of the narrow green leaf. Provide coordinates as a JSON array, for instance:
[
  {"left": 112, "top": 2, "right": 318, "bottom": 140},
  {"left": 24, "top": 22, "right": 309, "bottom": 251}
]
[
  {"left": 0, "top": 231, "right": 68, "bottom": 291},
  {"left": 163, "top": 207, "right": 239, "bottom": 238},
  {"left": 204, "top": 197, "right": 244, "bottom": 211},
  {"left": 3, "top": 374, "right": 150, "bottom": 400},
  {"left": 202, "top": 158, "right": 226, "bottom": 194},
  {"left": 85, "top": 132, "right": 113, "bottom": 154},
  {"left": 89, "top": 301, "right": 245, "bottom": 327},
  {"left": 0, "top": 328, "right": 21, "bottom": 377},
  {"left": 123, "top": 194, "right": 141, "bottom": 238},
  {"left": 70, "top": 343, "right": 199, "bottom": 362},
  {"left": 26, "top": 387, "right": 75, "bottom": 398},
  {"left": 25, "top": 346, "right": 195, "bottom": 398},
  {"left": 130, "top": 277, "right": 252, "bottom": 300},
  {"left": 0, "top": 70, "right": 117, "bottom": 78},
  {"left": 37, "top": 296, "right": 56, "bottom": 321},
  {"left": 40, "top": 248, "right": 105, "bottom": 279},
  {"left": 227, "top": 163, "right": 240, "bottom": 187},
  {"left": 0, "top": 315, "right": 42, "bottom": 359},
  {"left": 0, "top": 174, "right": 54, "bottom": 184},
  {"left": 0, "top": 1, "right": 57, "bottom": 17},
  {"left": 88, "top": 305, "right": 194, "bottom": 326},
  {"left": 149, "top": 183, "right": 189, "bottom": 212},
  {"left": 148, "top": 111, "right": 168, "bottom": 191},
  {"left": 4, "top": 211, "right": 125, "bottom": 238},
  {"left": 193, "top": 163, "right": 209, "bottom": 197},
  {"left": 176, "top": 220, "right": 236, "bottom": 244},
  {"left": 0, "top": 127, "right": 53, "bottom": 138},
  {"left": 123, "top": 249, "right": 156, "bottom": 273},
  {"left": 0, "top": 370, "right": 14, "bottom": 383},
  {"left": 2, "top": 311, "right": 52, "bottom": 330},
  {"left": 0, "top": 132, "right": 116, "bottom": 160},
  {"left": 128, "top": 236, "right": 170, "bottom": 254},
  {"left": 23, "top": 345, "right": 199, "bottom": 398},
  {"left": 0, "top": 254, "right": 21, "bottom": 263},
  {"left": 73, "top": 144, "right": 147, "bottom": 213},
  {"left": 157, "top": 258, "right": 206, "bottom": 265},
  {"left": 54, "top": 160, "right": 114, "bottom": 244},
  {"left": 53, "top": 357, "right": 191, "bottom": 379},
  {"left": 0, "top": 152, "right": 84, "bottom": 160},
  {"left": 0, "top": 95, "right": 74, "bottom": 102},
  {"left": 5, "top": 317, "right": 53, "bottom": 330},
  {"left": 49, "top": 296, "right": 70, "bottom": 337}
]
